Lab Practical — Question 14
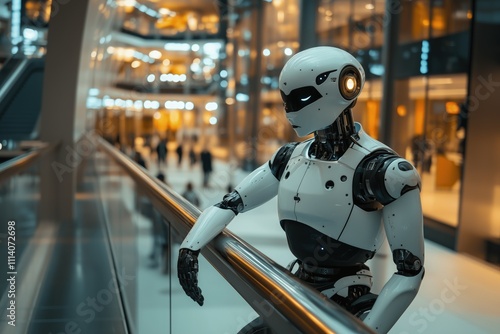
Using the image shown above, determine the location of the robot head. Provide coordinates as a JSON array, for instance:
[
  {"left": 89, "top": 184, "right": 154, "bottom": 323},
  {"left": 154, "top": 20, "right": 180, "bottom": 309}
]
[{"left": 279, "top": 46, "right": 365, "bottom": 137}]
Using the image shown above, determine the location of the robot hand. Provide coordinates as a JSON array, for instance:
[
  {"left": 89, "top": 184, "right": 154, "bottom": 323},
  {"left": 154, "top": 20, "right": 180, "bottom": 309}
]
[{"left": 177, "top": 248, "right": 204, "bottom": 306}]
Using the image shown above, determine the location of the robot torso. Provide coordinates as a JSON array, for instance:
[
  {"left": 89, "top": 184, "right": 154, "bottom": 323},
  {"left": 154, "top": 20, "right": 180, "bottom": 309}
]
[{"left": 276, "top": 124, "right": 391, "bottom": 267}]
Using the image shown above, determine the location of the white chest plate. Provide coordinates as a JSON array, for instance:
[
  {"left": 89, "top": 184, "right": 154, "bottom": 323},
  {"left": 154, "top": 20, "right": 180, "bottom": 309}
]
[{"left": 277, "top": 141, "right": 385, "bottom": 249}]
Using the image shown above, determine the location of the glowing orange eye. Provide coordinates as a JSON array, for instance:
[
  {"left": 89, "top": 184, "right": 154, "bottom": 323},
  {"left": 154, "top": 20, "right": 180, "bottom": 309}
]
[
  {"left": 345, "top": 77, "right": 356, "bottom": 91},
  {"left": 339, "top": 66, "right": 361, "bottom": 100}
]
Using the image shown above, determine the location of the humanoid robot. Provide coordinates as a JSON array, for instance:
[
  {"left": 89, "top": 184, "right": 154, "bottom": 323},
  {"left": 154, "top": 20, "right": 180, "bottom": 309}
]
[{"left": 178, "top": 46, "right": 425, "bottom": 334}]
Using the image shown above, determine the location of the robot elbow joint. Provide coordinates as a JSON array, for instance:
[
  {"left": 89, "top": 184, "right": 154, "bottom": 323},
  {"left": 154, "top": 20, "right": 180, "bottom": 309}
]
[
  {"left": 215, "top": 191, "right": 244, "bottom": 214},
  {"left": 393, "top": 249, "right": 424, "bottom": 277}
]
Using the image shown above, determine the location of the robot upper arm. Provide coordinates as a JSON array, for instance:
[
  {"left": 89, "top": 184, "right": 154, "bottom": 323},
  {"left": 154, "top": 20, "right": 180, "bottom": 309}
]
[
  {"left": 216, "top": 143, "right": 298, "bottom": 215},
  {"left": 361, "top": 153, "right": 425, "bottom": 276}
]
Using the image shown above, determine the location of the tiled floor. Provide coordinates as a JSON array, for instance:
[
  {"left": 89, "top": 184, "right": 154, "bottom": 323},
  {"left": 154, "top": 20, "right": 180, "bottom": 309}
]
[{"left": 133, "top": 150, "right": 500, "bottom": 334}]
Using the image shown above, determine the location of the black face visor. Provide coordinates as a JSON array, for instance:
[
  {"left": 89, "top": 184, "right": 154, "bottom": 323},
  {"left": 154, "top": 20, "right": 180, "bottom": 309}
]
[{"left": 280, "top": 86, "right": 322, "bottom": 113}]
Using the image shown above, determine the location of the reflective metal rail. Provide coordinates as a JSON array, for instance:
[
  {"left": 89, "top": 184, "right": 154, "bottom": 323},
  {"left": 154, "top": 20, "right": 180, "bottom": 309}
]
[
  {"left": 0, "top": 142, "right": 53, "bottom": 182},
  {"left": 97, "top": 136, "right": 375, "bottom": 334}
]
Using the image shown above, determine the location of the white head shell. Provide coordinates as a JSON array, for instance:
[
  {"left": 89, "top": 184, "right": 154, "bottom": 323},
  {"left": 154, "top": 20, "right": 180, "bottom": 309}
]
[{"left": 279, "top": 46, "right": 365, "bottom": 137}]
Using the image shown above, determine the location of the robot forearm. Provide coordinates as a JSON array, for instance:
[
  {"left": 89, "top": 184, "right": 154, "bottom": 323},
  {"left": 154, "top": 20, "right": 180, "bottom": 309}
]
[
  {"left": 177, "top": 204, "right": 237, "bottom": 306},
  {"left": 363, "top": 268, "right": 424, "bottom": 334},
  {"left": 180, "top": 205, "right": 236, "bottom": 251}
]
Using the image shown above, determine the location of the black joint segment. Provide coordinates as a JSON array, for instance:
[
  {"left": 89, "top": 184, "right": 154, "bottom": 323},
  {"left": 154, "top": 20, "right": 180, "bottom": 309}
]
[
  {"left": 398, "top": 161, "right": 413, "bottom": 171},
  {"left": 215, "top": 190, "right": 244, "bottom": 214},
  {"left": 270, "top": 142, "right": 299, "bottom": 180},
  {"left": 401, "top": 184, "right": 419, "bottom": 196},
  {"left": 353, "top": 150, "right": 398, "bottom": 208},
  {"left": 392, "top": 249, "right": 423, "bottom": 277}
]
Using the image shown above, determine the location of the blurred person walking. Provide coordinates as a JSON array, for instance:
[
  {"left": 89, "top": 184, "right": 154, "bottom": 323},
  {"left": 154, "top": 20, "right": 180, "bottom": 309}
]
[
  {"left": 182, "top": 182, "right": 200, "bottom": 208},
  {"left": 188, "top": 145, "right": 197, "bottom": 168},
  {"left": 176, "top": 142, "right": 184, "bottom": 167},
  {"left": 156, "top": 138, "right": 168, "bottom": 168},
  {"left": 134, "top": 151, "right": 147, "bottom": 169},
  {"left": 150, "top": 172, "right": 170, "bottom": 273},
  {"left": 200, "top": 146, "right": 213, "bottom": 188}
]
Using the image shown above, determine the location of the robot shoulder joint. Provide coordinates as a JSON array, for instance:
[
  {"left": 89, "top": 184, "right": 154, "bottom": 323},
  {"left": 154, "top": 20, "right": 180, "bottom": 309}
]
[
  {"left": 356, "top": 152, "right": 420, "bottom": 205},
  {"left": 269, "top": 142, "right": 299, "bottom": 180}
]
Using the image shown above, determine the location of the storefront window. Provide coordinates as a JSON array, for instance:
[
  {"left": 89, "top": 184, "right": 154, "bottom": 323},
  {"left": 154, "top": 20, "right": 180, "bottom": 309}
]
[
  {"left": 387, "top": 0, "right": 472, "bottom": 228},
  {"left": 419, "top": 74, "right": 467, "bottom": 227}
]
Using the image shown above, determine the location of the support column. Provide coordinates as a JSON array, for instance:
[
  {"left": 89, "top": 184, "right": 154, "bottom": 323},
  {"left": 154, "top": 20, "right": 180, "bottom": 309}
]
[
  {"left": 244, "top": 0, "right": 264, "bottom": 171},
  {"left": 298, "top": 0, "right": 318, "bottom": 51},
  {"left": 39, "top": 0, "right": 92, "bottom": 222},
  {"left": 379, "top": 0, "right": 402, "bottom": 147}
]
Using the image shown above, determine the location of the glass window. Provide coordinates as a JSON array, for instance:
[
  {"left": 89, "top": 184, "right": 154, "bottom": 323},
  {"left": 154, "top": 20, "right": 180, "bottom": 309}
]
[
  {"left": 431, "top": 0, "right": 472, "bottom": 38},
  {"left": 393, "top": 74, "right": 468, "bottom": 228},
  {"left": 317, "top": 0, "right": 351, "bottom": 49},
  {"left": 398, "top": 0, "right": 430, "bottom": 44}
]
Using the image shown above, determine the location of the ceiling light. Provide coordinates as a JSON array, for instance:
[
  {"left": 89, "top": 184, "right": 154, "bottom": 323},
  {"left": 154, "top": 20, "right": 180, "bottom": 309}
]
[{"left": 149, "top": 50, "right": 162, "bottom": 59}]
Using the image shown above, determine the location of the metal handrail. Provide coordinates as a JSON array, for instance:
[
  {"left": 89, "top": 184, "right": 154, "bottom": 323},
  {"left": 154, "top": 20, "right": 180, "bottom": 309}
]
[
  {"left": 0, "top": 142, "right": 53, "bottom": 182},
  {"left": 0, "top": 58, "right": 29, "bottom": 102},
  {"left": 97, "top": 136, "right": 375, "bottom": 334}
]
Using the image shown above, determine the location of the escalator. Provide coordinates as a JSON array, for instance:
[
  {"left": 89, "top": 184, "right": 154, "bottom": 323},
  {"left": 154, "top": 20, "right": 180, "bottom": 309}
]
[{"left": 0, "top": 56, "right": 45, "bottom": 141}]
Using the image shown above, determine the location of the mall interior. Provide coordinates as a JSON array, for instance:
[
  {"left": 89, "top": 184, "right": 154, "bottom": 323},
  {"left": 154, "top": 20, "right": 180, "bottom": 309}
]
[{"left": 0, "top": 0, "right": 499, "bottom": 333}]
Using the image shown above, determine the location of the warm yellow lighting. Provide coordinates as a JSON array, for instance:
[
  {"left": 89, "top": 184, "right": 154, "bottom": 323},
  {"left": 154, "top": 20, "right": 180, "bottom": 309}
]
[
  {"left": 225, "top": 97, "right": 235, "bottom": 105},
  {"left": 116, "top": 0, "right": 136, "bottom": 6},
  {"left": 163, "top": 59, "right": 171, "bottom": 66},
  {"left": 396, "top": 105, "right": 407, "bottom": 117},
  {"left": 273, "top": 0, "right": 284, "bottom": 8},
  {"left": 169, "top": 111, "right": 181, "bottom": 130},
  {"left": 467, "top": 10, "right": 473, "bottom": 19},
  {"left": 422, "top": 19, "right": 429, "bottom": 26},
  {"left": 203, "top": 111, "right": 214, "bottom": 124},
  {"left": 156, "top": 13, "right": 187, "bottom": 30},
  {"left": 446, "top": 102, "right": 460, "bottom": 114},
  {"left": 116, "top": 0, "right": 135, "bottom": 13},
  {"left": 365, "top": 4, "right": 375, "bottom": 10},
  {"left": 187, "top": 12, "right": 198, "bottom": 31},
  {"left": 131, "top": 60, "right": 141, "bottom": 68},
  {"left": 154, "top": 111, "right": 161, "bottom": 120},
  {"left": 123, "top": 48, "right": 135, "bottom": 61},
  {"left": 159, "top": 8, "right": 174, "bottom": 16},
  {"left": 149, "top": 50, "right": 162, "bottom": 59},
  {"left": 277, "top": 10, "right": 285, "bottom": 23}
]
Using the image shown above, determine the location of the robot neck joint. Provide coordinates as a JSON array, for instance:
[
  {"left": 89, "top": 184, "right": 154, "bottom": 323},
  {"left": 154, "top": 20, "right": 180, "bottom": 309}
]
[{"left": 310, "top": 108, "right": 356, "bottom": 160}]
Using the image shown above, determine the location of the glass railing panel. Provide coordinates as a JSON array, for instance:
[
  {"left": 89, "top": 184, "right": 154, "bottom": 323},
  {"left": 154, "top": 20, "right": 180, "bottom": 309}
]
[
  {"left": 169, "top": 244, "right": 260, "bottom": 334},
  {"left": 93, "top": 147, "right": 259, "bottom": 334},
  {"left": 0, "top": 161, "right": 40, "bottom": 269},
  {"left": 0, "top": 160, "right": 40, "bottom": 323},
  {"left": 93, "top": 149, "right": 171, "bottom": 333}
]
